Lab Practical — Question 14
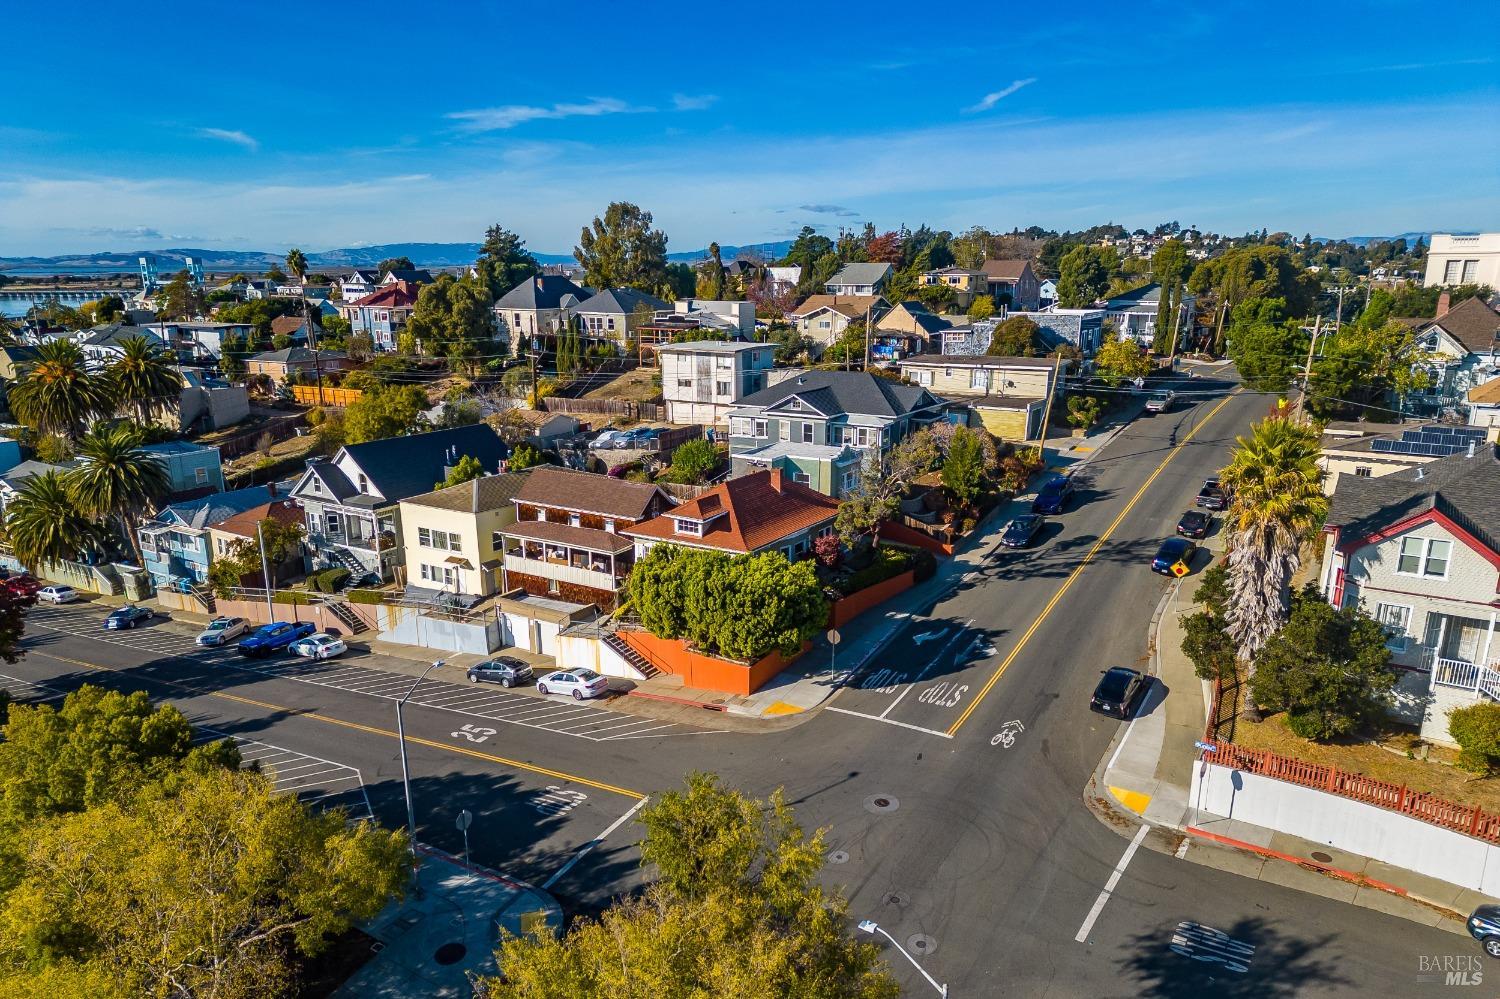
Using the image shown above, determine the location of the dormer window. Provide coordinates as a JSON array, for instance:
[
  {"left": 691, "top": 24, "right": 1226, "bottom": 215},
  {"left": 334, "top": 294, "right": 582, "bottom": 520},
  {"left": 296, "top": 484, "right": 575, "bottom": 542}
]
[
  {"left": 674, "top": 518, "right": 703, "bottom": 537},
  {"left": 358, "top": 473, "right": 368, "bottom": 493}
]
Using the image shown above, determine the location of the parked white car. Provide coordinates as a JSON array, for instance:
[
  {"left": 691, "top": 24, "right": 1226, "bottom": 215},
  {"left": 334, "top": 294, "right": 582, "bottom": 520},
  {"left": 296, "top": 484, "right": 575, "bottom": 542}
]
[
  {"left": 36, "top": 585, "right": 78, "bottom": 604},
  {"left": 535, "top": 668, "right": 610, "bottom": 700},
  {"left": 196, "top": 616, "right": 248, "bottom": 646},
  {"left": 591, "top": 429, "right": 624, "bottom": 449},
  {"left": 289, "top": 633, "right": 348, "bottom": 660}
]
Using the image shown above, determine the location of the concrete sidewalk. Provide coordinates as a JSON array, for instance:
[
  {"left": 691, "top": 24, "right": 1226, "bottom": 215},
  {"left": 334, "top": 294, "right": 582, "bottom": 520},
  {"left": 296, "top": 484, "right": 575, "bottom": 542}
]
[
  {"left": 1089, "top": 530, "right": 1481, "bottom": 934},
  {"left": 332, "top": 845, "right": 562, "bottom": 999}
]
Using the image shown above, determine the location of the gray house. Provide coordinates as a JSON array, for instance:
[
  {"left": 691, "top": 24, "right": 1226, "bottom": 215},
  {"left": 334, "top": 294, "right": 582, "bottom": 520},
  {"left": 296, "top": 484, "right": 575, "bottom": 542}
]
[
  {"left": 290, "top": 425, "right": 510, "bottom": 580},
  {"left": 493, "top": 274, "right": 590, "bottom": 354},
  {"left": 826, "top": 262, "right": 893, "bottom": 297},
  {"left": 727, "top": 370, "right": 950, "bottom": 497}
]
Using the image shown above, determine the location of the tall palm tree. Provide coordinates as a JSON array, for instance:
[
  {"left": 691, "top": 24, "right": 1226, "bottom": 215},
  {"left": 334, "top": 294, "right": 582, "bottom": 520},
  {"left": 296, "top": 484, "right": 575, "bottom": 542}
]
[
  {"left": 65, "top": 423, "right": 171, "bottom": 565},
  {"left": 5, "top": 471, "right": 103, "bottom": 570},
  {"left": 107, "top": 335, "right": 183, "bottom": 425},
  {"left": 1217, "top": 416, "right": 1329, "bottom": 717},
  {"left": 8, "top": 340, "right": 112, "bottom": 439},
  {"left": 285, "top": 248, "right": 308, "bottom": 286}
]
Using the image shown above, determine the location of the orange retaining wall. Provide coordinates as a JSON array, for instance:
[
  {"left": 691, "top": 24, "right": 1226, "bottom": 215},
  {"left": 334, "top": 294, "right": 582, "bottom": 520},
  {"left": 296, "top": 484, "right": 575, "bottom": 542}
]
[
  {"left": 618, "top": 630, "right": 806, "bottom": 696},
  {"left": 828, "top": 570, "right": 916, "bottom": 628},
  {"left": 878, "top": 520, "right": 954, "bottom": 556}
]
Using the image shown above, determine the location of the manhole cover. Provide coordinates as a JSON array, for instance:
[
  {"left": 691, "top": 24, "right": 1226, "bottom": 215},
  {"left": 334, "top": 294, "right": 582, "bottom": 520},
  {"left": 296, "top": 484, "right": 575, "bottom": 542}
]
[
  {"left": 863, "top": 794, "right": 899, "bottom": 814},
  {"left": 433, "top": 942, "right": 468, "bottom": 966},
  {"left": 882, "top": 890, "right": 909, "bottom": 907},
  {"left": 1310, "top": 851, "right": 1332, "bottom": 863},
  {"left": 827, "top": 850, "right": 850, "bottom": 865},
  {"left": 907, "top": 933, "right": 937, "bottom": 955}
]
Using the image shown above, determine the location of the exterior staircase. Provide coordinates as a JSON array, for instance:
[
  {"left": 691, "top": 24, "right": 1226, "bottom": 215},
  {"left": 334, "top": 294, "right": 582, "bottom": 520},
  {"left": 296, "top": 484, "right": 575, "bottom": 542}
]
[
  {"left": 323, "top": 599, "right": 370, "bottom": 635},
  {"left": 603, "top": 632, "right": 661, "bottom": 679},
  {"left": 327, "top": 547, "right": 368, "bottom": 578},
  {"left": 188, "top": 583, "right": 217, "bottom": 615}
]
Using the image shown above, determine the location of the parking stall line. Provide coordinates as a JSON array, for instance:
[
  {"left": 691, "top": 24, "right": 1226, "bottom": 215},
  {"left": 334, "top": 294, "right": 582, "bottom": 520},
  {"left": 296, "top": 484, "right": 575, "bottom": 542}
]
[{"left": 566, "top": 716, "right": 663, "bottom": 737}]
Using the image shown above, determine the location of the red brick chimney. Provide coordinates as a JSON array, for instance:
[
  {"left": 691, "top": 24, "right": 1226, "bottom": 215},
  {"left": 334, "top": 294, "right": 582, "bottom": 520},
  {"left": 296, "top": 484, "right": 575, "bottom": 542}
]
[
  {"left": 1436, "top": 291, "right": 1451, "bottom": 317},
  {"left": 768, "top": 469, "right": 784, "bottom": 492}
]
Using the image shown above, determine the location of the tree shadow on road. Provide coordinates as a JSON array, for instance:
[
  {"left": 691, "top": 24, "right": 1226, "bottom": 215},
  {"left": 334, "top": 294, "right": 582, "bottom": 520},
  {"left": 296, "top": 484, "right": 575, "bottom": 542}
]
[{"left": 1119, "top": 916, "right": 1352, "bottom": 998}]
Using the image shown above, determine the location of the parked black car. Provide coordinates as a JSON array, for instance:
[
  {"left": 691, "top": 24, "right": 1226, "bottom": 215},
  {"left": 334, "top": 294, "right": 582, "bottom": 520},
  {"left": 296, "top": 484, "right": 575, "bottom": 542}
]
[
  {"left": 999, "top": 514, "right": 1045, "bottom": 548},
  {"left": 467, "top": 657, "right": 535, "bottom": 688},
  {"left": 1176, "top": 510, "right": 1211, "bottom": 540},
  {"left": 1032, "top": 477, "right": 1075, "bottom": 515},
  {"left": 1151, "top": 537, "right": 1198, "bottom": 576},
  {"left": 1091, "top": 666, "right": 1146, "bottom": 718},
  {"left": 1195, "top": 478, "right": 1230, "bottom": 511},
  {"left": 1468, "top": 904, "right": 1500, "bottom": 958},
  {"left": 104, "top": 605, "right": 154, "bottom": 630}
]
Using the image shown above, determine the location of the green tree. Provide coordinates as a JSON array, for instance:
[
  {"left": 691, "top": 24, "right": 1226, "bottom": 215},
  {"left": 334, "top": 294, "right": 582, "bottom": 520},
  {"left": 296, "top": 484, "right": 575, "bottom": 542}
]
[
  {"left": 344, "top": 384, "right": 427, "bottom": 444},
  {"left": 573, "top": 202, "right": 669, "bottom": 292},
  {"left": 695, "top": 242, "right": 727, "bottom": 299},
  {"left": 106, "top": 335, "right": 183, "bottom": 425},
  {"left": 437, "top": 453, "right": 485, "bottom": 488},
  {"left": 1093, "top": 337, "right": 1152, "bottom": 386},
  {"left": 508, "top": 442, "right": 545, "bottom": 470},
  {"left": 1150, "top": 238, "right": 1190, "bottom": 353},
  {"left": 1180, "top": 562, "right": 1236, "bottom": 681},
  {"left": 986, "top": 315, "right": 1040, "bottom": 356},
  {"left": 9, "top": 340, "right": 113, "bottom": 439},
  {"left": 834, "top": 433, "right": 939, "bottom": 547},
  {"left": 284, "top": 248, "right": 308, "bottom": 285},
  {"left": 665, "top": 438, "right": 718, "bottom": 483},
  {"left": 941, "top": 425, "right": 984, "bottom": 506},
  {"left": 967, "top": 295, "right": 996, "bottom": 321},
  {"left": 405, "top": 275, "right": 495, "bottom": 374},
  {"left": 483, "top": 773, "right": 896, "bottom": 999},
  {"left": 32, "top": 433, "right": 72, "bottom": 464},
  {"left": 1248, "top": 586, "right": 1394, "bottom": 740},
  {"left": 376, "top": 256, "right": 415, "bottom": 276},
  {"left": 1066, "top": 395, "right": 1103, "bottom": 430},
  {"left": 1218, "top": 417, "right": 1328, "bottom": 717},
  {"left": 1056, "top": 245, "right": 1111, "bottom": 308},
  {"left": 154, "top": 270, "right": 205, "bottom": 321},
  {"left": 218, "top": 329, "right": 248, "bottom": 379},
  {"left": 64, "top": 423, "right": 171, "bottom": 564},
  {"left": 476, "top": 223, "right": 541, "bottom": 297},
  {"left": 1307, "top": 319, "right": 1436, "bottom": 419},
  {"left": 3, "top": 471, "right": 102, "bottom": 569},
  {"left": 1225, "top": 297, "right": 1308, "bottom": 393},
  {"left": 1449, "top": 703, "right": 1500, "bottom": 775}
]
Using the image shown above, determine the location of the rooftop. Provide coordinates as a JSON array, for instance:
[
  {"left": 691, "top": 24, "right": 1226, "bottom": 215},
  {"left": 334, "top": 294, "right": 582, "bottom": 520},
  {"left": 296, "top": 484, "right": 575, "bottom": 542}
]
[
  {"left": 900, "top": 353, "right": 1061, "bottom": 369},
  {"left": 403, "top": 472, "right": 532, "bottom": 514},
  {"left": 788, "top": 294, "right": 887, "bottom": 319},
  {"left": 735, "top": 369, "right": 940, "bottom": 419},
  {"left": 658, "top": 340, "right": 770, "bottom": 355},
  {"left": 980, "top": 259, "right": 1031, "bottom": 281},
  {"left": 501, "top": 519, "right": 633, "bottom": 554},
  {"left": 1423, "top": 297, "right": 1500, "bottom": 354},
  {"left": 514, "top": 466, "right": 665, "bottom": 520},
  {"left": 621, "top": 469, "right": 839, "bottom": 553},
  {"left": 1327, "top": 443, "right": 1500, "bottom": 556},
  {"left": 827, "top": 262, "right": 893, "bottom": 287}
]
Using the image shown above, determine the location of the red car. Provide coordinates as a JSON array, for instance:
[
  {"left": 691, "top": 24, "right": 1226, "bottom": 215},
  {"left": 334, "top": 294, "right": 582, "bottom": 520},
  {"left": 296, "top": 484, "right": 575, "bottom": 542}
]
[{"left": 5, "top": 575, "right": 40, "bottom": 598}]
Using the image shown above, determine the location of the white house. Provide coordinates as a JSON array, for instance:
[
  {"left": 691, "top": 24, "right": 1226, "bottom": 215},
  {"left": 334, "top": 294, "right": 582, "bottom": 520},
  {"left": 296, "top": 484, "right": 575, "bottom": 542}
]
[
  {"left": 660, "top": 340, "right": 776, "bottom": 427},
  {"left": 1404, "top": 296, "right": 1500, "bottom": 417},
  {"left": 1424, "top": 233, "right": 1500, "bottom": 289},
  {"left": 825, "top": 262, "right": 892, "bottom": 297}
]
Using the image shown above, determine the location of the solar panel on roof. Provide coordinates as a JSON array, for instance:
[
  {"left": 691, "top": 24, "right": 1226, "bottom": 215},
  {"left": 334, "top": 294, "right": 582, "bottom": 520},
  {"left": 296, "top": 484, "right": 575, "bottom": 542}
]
[{"left": 1371, "top": 440, "right": 1394, "bottom": 452}]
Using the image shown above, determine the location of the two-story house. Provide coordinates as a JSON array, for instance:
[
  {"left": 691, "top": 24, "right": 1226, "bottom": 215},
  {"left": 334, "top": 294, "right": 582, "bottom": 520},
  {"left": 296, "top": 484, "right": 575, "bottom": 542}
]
[
  {"left": 1319, "top": 440, "right": 1500, "bottom": 747},
  {"left": 825, "top": 262, "right": 892, "bottom": 297},
  {"left": 1424, "top": 233, "right": 1500, "bottom": 289},
  {"left": 898, "top": 354, "right": 1070, "bottom": 442},
  {"left": 727, "top": 370, "right": 949, "bottom": 497},
  {"left": 381, "top": 268, "right": 434, "bottom": 287},
  {"left": 1404, "top": 296, "right": 1500, "bottom": 417},
  {"left": 140, "top": 320, "right": 256, "bottom": 364},
  {"left": 338, "top": 269, "right": 380, "bottom": 303},
  {"left": 246, "top": 347, "right": 354, "bottom": 390},
  {"left": 786, "top": 295, "right": 890, "bottom": 356},
  {"left": 1105, "top": 283, "right": 1197, "bottom": 347},
  {"left": 493, "top": 274, "right": 590, "bottom": 354},
  {"left": 205, "top": 498, "right": 307, "bottom": 587},
  {"left": 138, "top": 483, "right": 287, "bottom": 593},
  {"left": 979, "top": 259, "right": 1040, "bottom": 311},
  {"left": 138, "top": 440, "right": 228, "bottom": 496},
  {"left": 291, "top": 425, "right": 510, "bottom": 581},
  {"left": 497, "top": 467, "right": 671, "bottom": 610},
  {"left": 919, "top": 267, "right": 988, "bottom": 310},
  {"left": 570, "top": 288, "right": 668, "bottom": 351},
  {"left": 621, "top": 469, "right": 839, "bottom": 561},
  {"left": 398, "top": 472, "right": 531, "bottom": 602},
  {"left": 659, "top": 340, "right": 776, "bottom": 427},
  {"left": 78, "top": 324, "right": 169, "bottom": 371},
  {"left": 340, "top": 280, "right": 420, "bottom": 351}
]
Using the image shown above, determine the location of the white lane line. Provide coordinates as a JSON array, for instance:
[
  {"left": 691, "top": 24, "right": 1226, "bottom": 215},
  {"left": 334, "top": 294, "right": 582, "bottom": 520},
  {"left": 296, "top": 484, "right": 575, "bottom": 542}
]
[
  {"left": 542, "top": 797, "right": 649, "bottom": 891},
  {"left": 1174, "top": 838, "right": 1191, "bottom": 860},
  {"left": 1075, "top": 823, "right": 1150, "bottom": 943},
  {"left": 824, "top": 706, "right": 955, "bottom": 739},
  {"left": 878, "top": 618, "right": 974, "bottom": 720},
  {"left": 570, "top": 716, "right": 661, "bottom": 737},
  {"left": 1105, "top": 712, "right": 1143, "bottom": 773}
]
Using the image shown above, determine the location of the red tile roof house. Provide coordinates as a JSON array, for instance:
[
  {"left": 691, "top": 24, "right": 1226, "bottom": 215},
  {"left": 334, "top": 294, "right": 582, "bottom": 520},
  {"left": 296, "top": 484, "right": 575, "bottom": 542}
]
[{"left": 621, "top": 469, "right": 839, "bottom": 560}]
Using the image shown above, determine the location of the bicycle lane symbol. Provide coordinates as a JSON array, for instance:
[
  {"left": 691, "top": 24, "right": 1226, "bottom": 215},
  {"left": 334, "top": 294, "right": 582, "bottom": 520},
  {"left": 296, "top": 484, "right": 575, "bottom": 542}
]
[{"left": 991, "top": 720, "right": 1025, "bottom": 748}]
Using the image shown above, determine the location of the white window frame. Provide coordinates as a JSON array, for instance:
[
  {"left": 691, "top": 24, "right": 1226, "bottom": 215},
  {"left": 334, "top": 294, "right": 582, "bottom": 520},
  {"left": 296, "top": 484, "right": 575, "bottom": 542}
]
[
  {"left": 1397, "top": 535, "right": 1451, "bottom": 579},
  {"left": 418, "top": 527, "right": 432, "bottom": 548},
  {"left": 801, "top": 422, "right": 814, "bottom": 443},
  {"left": 793, "top": 471, "right": 812, "bottom": 486},
  {"left": 753, "top": 418, "right": 767, "bottom": 438},
  {"left": 1373, "top": 602, "right": 1412, "bottom": 652},
  {"left": 674, "top": 518, "right": 702, "bottom": 537}
]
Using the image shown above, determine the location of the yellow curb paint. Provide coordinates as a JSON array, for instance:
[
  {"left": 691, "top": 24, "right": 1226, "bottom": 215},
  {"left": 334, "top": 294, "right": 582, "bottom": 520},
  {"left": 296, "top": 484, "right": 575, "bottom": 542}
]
[
  {"left": 947, "top": 389, "right": 1243, "bottom": 736},
  {"left": 30, "top": 649, "right": 645, "bottom": 800},
  {"left": 1109, "top": 786, "right": 1153, "bottom": 814},
  {"left": 1072, "top": 446, "right": 1095, "bottom": 453},
  {"left": 763, "top": 701, "right": 804, "bottom": 717}
]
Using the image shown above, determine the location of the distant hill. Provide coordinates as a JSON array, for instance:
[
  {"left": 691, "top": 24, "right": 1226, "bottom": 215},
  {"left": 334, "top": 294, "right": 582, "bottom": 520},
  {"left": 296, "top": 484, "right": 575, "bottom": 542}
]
[{"left": 1312, "top": 232, "right": 1441, "bottom": 247}]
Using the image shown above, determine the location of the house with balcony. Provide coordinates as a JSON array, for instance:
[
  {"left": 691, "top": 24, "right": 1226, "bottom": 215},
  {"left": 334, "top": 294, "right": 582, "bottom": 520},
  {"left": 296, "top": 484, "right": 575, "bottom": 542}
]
[
  {"left": 660, "top": 340, "right": 776, "bottom": 427},
  {"left": 570, "top": 288, "right": 668, "bottom": 351},
  {"left": 1319, "top": 442, "right": 1500, "bottom": 746},
  {"left": 139, "top": 320, "right": 255, "bottom": 363},
  {"left": 898, "top": 354, "right": 1070, "bottom": 442},
  {"left": 291, "top": 424, "right": 510, "bottom": 582},
  {"left": 727, "top": 370, "right": 949, "bottom": 497},
  {"left": 825, "top": 262, "right": 892, "bottom": 297},
  {"left": 979, "top": 259, "right": 1040, "bottom": 311},
  {"left": 498, "top": 467, "right": 671, "bottom": 611},
  {"left": 78, "top": 323, "right": 169, "bottom": 371},
  {"left": 621, "top": 469, "right": 839, "bottom": 561},
  {"left": 1104, "top": 283, "right": 1197, "bottom": 348},
  {"left": 340, "top": 280, "right": 420, "bottom": 351},
  {"left": 138, "top": 483, "right": 287, "bottom": 593},
  {"left": 786, "top": 295, "right": 890, "bottom": 356},
  {"left": 397, "top": 472, "right": 531, "bottom": 602},
  {"left": 338, "top": 269, "right": 381, "bottom": 303}
]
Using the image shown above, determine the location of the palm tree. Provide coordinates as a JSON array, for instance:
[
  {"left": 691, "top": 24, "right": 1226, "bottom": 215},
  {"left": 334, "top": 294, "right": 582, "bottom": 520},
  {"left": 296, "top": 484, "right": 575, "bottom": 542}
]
[
  {"left": 286, "top": 248, "right": 308, "bottom": 286},
  {"left": 1217, "top": 416, "right": 1329, "bottom": 718},
  {"left": 107, "top": 335, "right": 183, "bottom": 425},
  {"left": 65, "top": 423, "right": 171, "bottom": 565},
  {"left": 8, "top": 340, "right": 112, "bottom": 439},
  {"left": 5, "top": 471, "right": 103, "bottom": 570}
]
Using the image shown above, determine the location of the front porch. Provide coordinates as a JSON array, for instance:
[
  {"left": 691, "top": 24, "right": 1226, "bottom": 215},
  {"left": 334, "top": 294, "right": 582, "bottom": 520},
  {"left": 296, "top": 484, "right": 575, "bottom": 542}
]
[
  {"left": 1427, "top": 611, "right": 1500, "bottom": 701},
  {"left": 305, "top": 503, "right": 398, "bottom": 580},
  {"left": 499, "top": 521, "right": 634, "bottom": 607}
]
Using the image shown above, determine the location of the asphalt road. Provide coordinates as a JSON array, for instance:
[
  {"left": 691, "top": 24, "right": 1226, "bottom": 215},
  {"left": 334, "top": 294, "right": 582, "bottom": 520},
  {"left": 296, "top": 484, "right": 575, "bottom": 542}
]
[{"left": 5, "top": 369, "right": 1479, "bottom": 997}]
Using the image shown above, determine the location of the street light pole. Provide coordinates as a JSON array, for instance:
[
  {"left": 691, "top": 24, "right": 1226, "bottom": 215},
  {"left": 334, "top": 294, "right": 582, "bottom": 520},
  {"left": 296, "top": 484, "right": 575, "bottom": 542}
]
[
  {"left": 397, "top": 659, "right": 446, "bottom": 883},
  {"left": 257, "top": 520, "right": 274, "bottom": 623},
  {"left": 857, "top": 920, "right": 948, "bottom": 997}
]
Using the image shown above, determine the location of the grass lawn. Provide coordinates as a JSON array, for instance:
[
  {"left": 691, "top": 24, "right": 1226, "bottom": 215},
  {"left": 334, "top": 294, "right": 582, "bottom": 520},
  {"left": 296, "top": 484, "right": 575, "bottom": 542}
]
[
  {"left": 585, "top": 368, "right": 661, "bottom": 403},
  {"left": 1232, "top": 710, "right": 1500, "bottom": 814}
]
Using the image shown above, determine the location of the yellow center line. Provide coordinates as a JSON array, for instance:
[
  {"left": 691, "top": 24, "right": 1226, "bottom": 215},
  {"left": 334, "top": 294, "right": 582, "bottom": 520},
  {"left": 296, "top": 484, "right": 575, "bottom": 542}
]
[
  {"left": 29, "top": 649, "right": 646, "bottom": 800},
  {"left": 946, "top": 389, "right": 1242, "bottom": 736}
]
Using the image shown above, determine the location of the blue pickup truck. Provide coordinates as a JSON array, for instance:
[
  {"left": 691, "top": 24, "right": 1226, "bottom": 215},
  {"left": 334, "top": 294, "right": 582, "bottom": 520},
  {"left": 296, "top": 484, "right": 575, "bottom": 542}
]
[{"left": 238, "top": 621, "right": 317, "bottom": 658}]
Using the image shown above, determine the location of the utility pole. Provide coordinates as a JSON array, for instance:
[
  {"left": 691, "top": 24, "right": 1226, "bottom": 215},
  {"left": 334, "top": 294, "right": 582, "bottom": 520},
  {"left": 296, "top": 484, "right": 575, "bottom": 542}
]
[
  {"left": 1331, "top": 284, "right": 1356, "bottom": 333},
  {"left": 863, "top": 303, "right": 872, "bottom": 370},
  {"left": 1035, "top": 351, "right": 1066, "bottom": 467},
  {"left": 257, "top": 520, "right": 274, "bottom": 623},
  {"left": 1295, "top": 316, "right": 1322, "bottom": 421}
]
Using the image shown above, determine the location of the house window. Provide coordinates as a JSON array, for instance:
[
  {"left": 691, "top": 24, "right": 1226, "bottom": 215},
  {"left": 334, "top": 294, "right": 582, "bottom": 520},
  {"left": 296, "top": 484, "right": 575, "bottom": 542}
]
[
  {"left": 418, "top": 527, "right": 432, "bottom": 548},
  {"left": 731, "top": 418, "right": 751, "bottom": 436},
  {"left": 607, "top": 317, "right": 616, "bottom": 331},
  {"left": 513, "top": 313, "right": 521, "bottom": 326},
  {"left": 491, "top": 530, "right": 504, "bottom": 550},
  {"left": 944, "top": 368, "right": 952, "bottom": 378},
  {"left": 801, "top": 422, "right": 814, "bottom": 443},
  {"left": 970, "top": 369, "right": 991, "bottom": 391},
  {"left": 841, "top": 470, "right": 856, "bottom": 491},
  {"left": 753, "top": 419, "right": 767, "bottom": 438},
  {"left": 325, "top": 513, "right": 341, "bottom": 534},
  {"left": 1373, "top": 603, "right": 1412, "bottom": 652},
  {"left": 792, "top": 472, "right": 811, "bottom": 485},
  {"left": 195, "top": 467, "right": 209, "bottom": 484},
  {"left": 358, "top": 473, "right": 368, "bottom": 493},
  {"left": 913, "top": 369, "right": 933, "bottom": 386},
  {"left": 1354, "top": 466, "right": 1372, "bottom": 477},
  {"left": 678, "top": 378, "right": 693, "bottom": 388},
  {"left": 569, "top": 513, "right": 581, "bottom": 527},
  {"left": 716, "top": 381, "right": 730, "bottom": 396},
  {"left": 819, "top": 320, "right": 831, "bottom": 329},
  {"left": 1462, "top": 260, "right": 1479, "bottom": 283},
  {"left": 1397, "top": 536, "right": 1451, "bottom": 577},
  {"left": 1443, "top": 260, "right": 1461, "bottom": 283},
  {"left": 449, "top": 532, "right": 463, "bottom": 552},
  {"left": 674, "top": 518, "right": 702, "bottom": 536}
]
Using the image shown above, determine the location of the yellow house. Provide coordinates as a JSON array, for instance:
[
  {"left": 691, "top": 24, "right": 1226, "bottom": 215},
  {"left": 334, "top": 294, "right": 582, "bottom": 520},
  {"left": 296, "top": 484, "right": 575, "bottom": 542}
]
[
  {"left": 919, "top": 267, "right": 988, "bottom": 308},
  {"left": 898, "top": 354, "right": 1069, "bottom": 441},
  {"left": 397, "top": 472, "right": 531, "bottom": 599}
]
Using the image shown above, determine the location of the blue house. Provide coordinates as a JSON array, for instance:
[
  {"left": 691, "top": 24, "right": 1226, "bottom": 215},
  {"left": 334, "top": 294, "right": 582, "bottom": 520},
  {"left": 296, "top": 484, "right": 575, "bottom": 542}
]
[
  {"left": 138, "top": 484, "right": 281, "bottom": 590},
  {"left": 140, "top": 440, "right": 226, "bottom": 496}
]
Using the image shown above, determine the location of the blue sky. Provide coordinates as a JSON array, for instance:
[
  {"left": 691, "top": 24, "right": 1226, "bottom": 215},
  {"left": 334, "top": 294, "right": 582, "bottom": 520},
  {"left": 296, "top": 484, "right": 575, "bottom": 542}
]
[{"left": 2, "top": 0, "right": 1497, "bottom": 256}]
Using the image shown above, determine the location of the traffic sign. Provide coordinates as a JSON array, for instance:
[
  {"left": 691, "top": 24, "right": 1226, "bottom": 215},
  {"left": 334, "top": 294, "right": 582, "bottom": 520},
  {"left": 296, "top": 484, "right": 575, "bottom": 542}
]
[
  {"left": 827, "top": 629, "right": 842, "bottom": 646},
  {"left": 1194, "top": 741, "right": 1218, "bottom": 753},
  {"left": 456, "top": 809, "right": 473, "bottom": 832}
]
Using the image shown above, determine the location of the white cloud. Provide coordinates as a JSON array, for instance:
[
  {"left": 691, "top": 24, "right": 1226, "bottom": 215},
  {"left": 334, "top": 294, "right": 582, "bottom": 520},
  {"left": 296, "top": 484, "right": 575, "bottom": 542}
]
[
  {"left": 963, "top": 79, "right": 1037, "bottom": 114},
  {"left": 197, "top": 127, "right": 259, "bottom": 151},
  {"left": 445, "top": 97, "right": 648, "bottom": 133},
  {"left": 672, "top": 93, "right": 718, "bottom": 111}
]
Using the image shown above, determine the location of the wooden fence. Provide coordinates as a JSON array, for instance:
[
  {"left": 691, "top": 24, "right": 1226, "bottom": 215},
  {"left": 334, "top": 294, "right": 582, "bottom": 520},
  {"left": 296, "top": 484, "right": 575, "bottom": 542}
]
[
  {"left": 650, "top": 424, "right": 703, "bottom": 454},
  {"left": 292, "top": 384, "right": 365, "bottom": 408},
  {"left": 542, "top": 397, "right": 665, "bottom": 422},
  {"left": 213, "top": 413, "right": 308, "bottom": 459}
]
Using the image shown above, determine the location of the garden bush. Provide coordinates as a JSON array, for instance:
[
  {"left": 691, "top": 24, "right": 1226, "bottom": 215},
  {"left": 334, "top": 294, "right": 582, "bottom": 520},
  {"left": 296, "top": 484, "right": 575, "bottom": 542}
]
[
  {"left": 1450, "top": 702, "right": 1500, "bottom": 775},
  {"left": 314, "top": 568, "right": 350, "bottom": 593},
  {"left": 346, "top": 589, "right": 388, "bottom": 605},
  {"left": 836, "top": 547, "right": 913, "bottom": 596}
]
